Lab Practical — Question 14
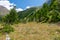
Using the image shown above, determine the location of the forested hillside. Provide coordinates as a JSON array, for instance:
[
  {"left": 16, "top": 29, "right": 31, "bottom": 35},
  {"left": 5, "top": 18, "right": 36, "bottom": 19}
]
[
  {"left": 0, "top": 0, "right": 60, "bottom": 24},
  {"left": 18, "top": 7, "right": 40, "bottom": 22},
  {"left": 17, "top": 0, "right": 60, "bottom": 23}
]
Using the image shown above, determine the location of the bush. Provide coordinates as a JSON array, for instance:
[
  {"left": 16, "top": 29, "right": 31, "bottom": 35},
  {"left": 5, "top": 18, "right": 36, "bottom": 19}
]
[
  {"left": 4, "top": 8, "right": 18, "bottom": 24},
  {"left": 2, "top": 24, "right": 14, "bottom": 33},
  {"left": 54, "top": 36, "right": 60, "bottom": 40}
]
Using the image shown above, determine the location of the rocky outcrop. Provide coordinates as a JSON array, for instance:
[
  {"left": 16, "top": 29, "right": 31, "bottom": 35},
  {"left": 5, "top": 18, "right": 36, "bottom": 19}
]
[{"left": 0, "top": 6, "right": 9, "bottom": 16}]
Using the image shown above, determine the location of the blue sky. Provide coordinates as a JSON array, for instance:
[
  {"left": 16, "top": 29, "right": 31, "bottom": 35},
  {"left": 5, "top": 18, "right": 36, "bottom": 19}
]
[{"left": 9, "top": 0, "right": 46, "bottom": 9}]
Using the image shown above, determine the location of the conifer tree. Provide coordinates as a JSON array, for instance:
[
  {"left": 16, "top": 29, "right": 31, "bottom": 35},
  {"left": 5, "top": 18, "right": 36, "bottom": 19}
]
[{"left": 4, "top": 7, "right": 18, "bottom": 24}]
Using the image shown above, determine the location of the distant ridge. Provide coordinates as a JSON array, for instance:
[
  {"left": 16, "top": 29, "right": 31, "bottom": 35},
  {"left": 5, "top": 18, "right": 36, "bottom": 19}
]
[{"left": 0, "top": 6, "right": 9, "bottom": 16}]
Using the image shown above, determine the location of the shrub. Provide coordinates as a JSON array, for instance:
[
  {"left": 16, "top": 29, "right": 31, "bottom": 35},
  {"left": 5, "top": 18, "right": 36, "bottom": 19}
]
[
  {"left": 54, "top": 36, "right": 60, "bottom": 40},
  {"left": 2, "top": 24, "right": 14, "bottom": 33},
  {"left": 4, "top": 8, "right": 18, "bottom": 24}
]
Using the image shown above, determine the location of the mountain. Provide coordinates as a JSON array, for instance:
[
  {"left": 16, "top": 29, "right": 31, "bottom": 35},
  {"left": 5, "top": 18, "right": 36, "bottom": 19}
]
[
  {"left": 18, "top": 7, "right": 40, "bottom": 22},
  {"left": 0, "top": 6, "right": 9, "bottom": 16},
  {"left": 17, "top": 0, "right": 60, "bottom": 23}
]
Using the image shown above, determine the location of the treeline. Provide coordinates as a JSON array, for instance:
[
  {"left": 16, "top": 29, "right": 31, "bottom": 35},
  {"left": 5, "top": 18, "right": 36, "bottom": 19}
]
[
  {"left": 18, "top": 0, "right": 60, "bottom": 23},
  {"left": 0, "top": 0, "right": 60, "bottom": 24}
]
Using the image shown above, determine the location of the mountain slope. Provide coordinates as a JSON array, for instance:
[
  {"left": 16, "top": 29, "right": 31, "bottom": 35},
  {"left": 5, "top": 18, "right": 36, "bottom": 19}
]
[
  {"left": 0, "top": 6, "right": 9, "bottom": 16},
  {"left": 18, "top": 7, "right": 40, "bottom": 22},
  {"left": 17, "top": 0, "right": 60, "bottom": 23}
]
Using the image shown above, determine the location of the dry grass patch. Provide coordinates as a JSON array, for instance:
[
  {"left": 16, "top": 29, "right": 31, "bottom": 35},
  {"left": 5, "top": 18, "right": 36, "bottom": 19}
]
[{"left": 0, "top": 22, "right": 60, "bottom": 40}]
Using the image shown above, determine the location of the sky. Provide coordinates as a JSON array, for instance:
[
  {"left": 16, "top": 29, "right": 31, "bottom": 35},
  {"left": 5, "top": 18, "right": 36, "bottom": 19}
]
[
  {"left": 9, "top": 0, "right": 46, "bottom": 9},
  {"left": 0, "top": 0, "right": 46, "bottom": 11}
]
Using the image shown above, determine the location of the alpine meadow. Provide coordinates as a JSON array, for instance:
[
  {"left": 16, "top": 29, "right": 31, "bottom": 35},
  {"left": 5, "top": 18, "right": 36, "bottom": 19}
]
[{"left": 0, "top": 0, "right": 60, "bottom": 40}]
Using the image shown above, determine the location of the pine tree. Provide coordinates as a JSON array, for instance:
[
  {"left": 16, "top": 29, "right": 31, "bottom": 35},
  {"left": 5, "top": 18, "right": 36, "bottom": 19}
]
[{"left": 4, "top": 7, "right": 18, "bottom": 24}]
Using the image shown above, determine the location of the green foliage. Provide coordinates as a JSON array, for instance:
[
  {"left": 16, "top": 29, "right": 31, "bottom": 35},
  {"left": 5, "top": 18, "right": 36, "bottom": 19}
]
[
  {"left": 2, "top": 24, "right": 14, "bottom": 33},
  {"left": 18, "top": 0, "right": 60, "bottom": 23},
  {"left": 4, "top": 8, "right": 18, "bottom": 24},
  {"left": 0, "top": 16, "right": 2, "bottom": 22},
  {"left": 18, "top": 7, "right": 37, "bottom": 22},
  {"left": 0, "top": 0, "right": 60, "bottom": 23},
  {"left": 54, "top": 36, "right": 60, "bottom": 40}
]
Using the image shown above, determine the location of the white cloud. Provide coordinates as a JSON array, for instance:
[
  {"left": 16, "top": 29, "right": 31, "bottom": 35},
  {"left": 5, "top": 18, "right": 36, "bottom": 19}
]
[
  {"left": 0, "top": 0, "right": 7, "bottom": 1},
  {"left": 16, "top": 8, "right": 23, "bottom": 12},
  {"left": 26, "top": 6, "right": 31, "bottom": 9},
  {"left": 0, "top": 0, "right": 31, "bottom": 12},
  {"left": 16, "top": 6, "right": 31, "bottom": 12},
  {"left": 0, "top": 0, "right": 23, "bottom": 12},
  {"left": 0, "top": 0, "right": 14, "bottom": 10}
]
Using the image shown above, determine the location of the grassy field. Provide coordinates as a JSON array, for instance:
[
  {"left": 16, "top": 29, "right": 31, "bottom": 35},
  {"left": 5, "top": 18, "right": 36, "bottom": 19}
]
[{"left": 0, "top": 22, "right": 60, "bottom": 40}]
